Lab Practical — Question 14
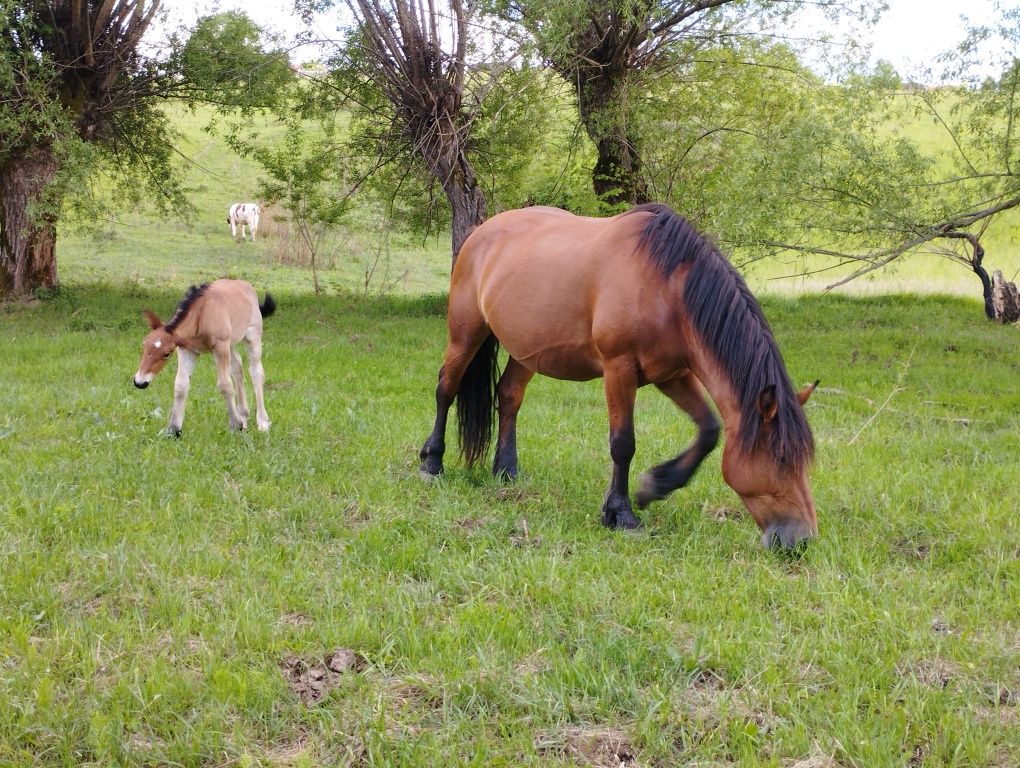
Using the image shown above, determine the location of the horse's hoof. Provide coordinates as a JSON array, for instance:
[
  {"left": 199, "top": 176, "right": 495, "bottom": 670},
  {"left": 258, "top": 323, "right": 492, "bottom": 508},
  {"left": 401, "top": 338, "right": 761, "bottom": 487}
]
[
  {"left": 257, "top": 420, "right": 271, "bottom": 432},
  {"left": 493, "top": 465, "right": 518, "bottom": 483},
  {"left": 419, "top": 468, "right": 441, "bottom": 482},
  {"left": 167, "top": 427, "right": 182, "bottom": 439},
  {"left": 601, "top": 507, "right": 642, "bottom": 530}
]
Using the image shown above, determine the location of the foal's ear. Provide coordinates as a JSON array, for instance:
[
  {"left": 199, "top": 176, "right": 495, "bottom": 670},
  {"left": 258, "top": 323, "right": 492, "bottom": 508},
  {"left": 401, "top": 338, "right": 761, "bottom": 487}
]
[
  {"left": 142, "top": 310, "right": 162, "bottom": 330},
  {"left": 797, "top": 379, "right": 820, "bottom": 406},
  {"left": 757, "top": 385, "right": 779, "bottom": 423}
]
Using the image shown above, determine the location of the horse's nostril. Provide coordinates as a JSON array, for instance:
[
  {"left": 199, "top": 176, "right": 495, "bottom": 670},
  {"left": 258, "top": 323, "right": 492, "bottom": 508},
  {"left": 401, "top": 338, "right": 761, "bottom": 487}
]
[{"left": 133, "top": 379, "right": 149, "bottom": 389}]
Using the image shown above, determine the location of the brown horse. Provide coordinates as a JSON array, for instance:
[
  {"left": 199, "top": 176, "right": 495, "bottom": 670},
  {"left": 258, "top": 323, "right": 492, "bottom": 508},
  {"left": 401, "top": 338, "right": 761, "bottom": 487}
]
[
  {"left": 133, "top": 279, "right": 274, "bottom": 437},
  {"left": 419, "top": 204, "right": 819, "bottom": 550}
]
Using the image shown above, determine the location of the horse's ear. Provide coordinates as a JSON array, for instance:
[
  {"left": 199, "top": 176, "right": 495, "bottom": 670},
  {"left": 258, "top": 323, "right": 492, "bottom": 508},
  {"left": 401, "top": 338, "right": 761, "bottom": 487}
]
[
  {"left": 757, "top": 385, "right": 779, "bottom": 423},
  {"left": 797, "top": 379, "right": 820, "bottom": 406},
  {"left": 142, "top": 310, "right": 162, "bottom": 330}
]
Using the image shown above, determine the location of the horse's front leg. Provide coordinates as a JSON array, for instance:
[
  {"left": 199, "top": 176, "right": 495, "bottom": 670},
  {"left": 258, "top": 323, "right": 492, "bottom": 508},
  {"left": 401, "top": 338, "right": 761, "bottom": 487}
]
[
  {"left": 213, "top": 341, "right": 243, "bottom": 430},
  {"left": 601, "top": 362, "right": 640, "bottom": 530},
  {"left": 167, "top": 348, "right": 198, "bottom": 437},
  {"left": 493, "top": 357, "right": 534, "bottom": 481},
  {"left": 636, "top": 372, "right": 720, "bottom": 509}
]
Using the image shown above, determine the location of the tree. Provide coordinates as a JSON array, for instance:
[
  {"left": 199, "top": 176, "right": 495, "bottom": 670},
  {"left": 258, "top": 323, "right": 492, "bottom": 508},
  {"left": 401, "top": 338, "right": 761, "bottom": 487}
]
[
  {"left": 766, "top": 9, "right": 1020, "bottom": 322},
  {"left": 0, "top": 0, "right": 174, "bottom": 298},
  {"left": 334, "top": 1, "right": 495, "bottom": 263},
  {"left": 499, "top": 1, "right": 880, "bottom": 206}
]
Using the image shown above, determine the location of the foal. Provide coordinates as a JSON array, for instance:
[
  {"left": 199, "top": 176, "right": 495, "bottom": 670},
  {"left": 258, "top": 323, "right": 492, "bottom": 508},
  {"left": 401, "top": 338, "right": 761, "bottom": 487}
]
[{"left": 133, "top": 280, "right": 274, "bottom": 436}]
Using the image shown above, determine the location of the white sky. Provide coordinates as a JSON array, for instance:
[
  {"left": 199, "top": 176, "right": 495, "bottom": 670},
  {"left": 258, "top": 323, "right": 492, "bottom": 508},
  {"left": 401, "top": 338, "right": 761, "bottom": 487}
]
[{"left": 153, "top": 0, "right": 1008, "bottom": 80}]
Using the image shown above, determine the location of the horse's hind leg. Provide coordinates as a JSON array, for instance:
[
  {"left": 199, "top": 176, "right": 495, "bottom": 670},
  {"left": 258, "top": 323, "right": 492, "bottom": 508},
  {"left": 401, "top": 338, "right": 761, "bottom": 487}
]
[
  {"left": 418, "top": 313, "right": 491, "bottom": 478},
  {"left": 246, "top": 329, "right": 270, "bottom": 431},
  {"left": 601, "top": 360, "right": 641, "bottom": 530},
  {"left": 213, "top": 341, "right": 244, "bottom": 431},
  {"left": 230, "top": 348, "right": 250, "bottom": 429},
  {"left": 635, "top": 372, "right": 720, "bottom": 509},
  {"left": 493, "top": 357, "right": 534, "bottom": 481}
]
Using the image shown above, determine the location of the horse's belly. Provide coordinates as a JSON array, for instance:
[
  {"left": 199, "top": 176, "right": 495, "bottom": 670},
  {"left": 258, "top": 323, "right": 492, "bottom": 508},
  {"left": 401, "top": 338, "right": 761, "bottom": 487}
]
[{"left": 511, "top": 342, "right": 602, "bottom": 381}]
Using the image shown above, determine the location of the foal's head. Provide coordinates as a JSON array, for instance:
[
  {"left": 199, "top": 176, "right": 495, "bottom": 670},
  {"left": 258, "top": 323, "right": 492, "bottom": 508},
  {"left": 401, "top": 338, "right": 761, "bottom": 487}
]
[
  {"left": 721, "top": 381, "right": 819, "bottom": 551},
  {"left": 133, "top": 311, "right": 188, "bottom": 389}
]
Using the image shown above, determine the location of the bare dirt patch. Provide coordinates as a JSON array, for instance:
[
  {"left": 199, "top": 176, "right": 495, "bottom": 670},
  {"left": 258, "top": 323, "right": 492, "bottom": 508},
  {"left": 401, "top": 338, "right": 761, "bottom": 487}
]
[
  {"left": 281, "top": 648, "right": 367, "bottom": 705},
  {"left": 510, "top": 518, "right": 542, "bottom": 548},
  {"left": 897, "top": 658, "right": 961, "bottom": 690},
  {"left": 535, "top": 725, "right": 638, "bottom": 767},
  {"left": 785, "top": 755, "right": 843, "bottom": 768}
]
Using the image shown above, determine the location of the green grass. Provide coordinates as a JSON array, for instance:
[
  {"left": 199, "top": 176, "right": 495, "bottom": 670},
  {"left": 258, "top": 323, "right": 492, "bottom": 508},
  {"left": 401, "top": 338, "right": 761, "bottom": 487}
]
[{"left": 0, "top": 284, "right": 1017, "bottom": 766}]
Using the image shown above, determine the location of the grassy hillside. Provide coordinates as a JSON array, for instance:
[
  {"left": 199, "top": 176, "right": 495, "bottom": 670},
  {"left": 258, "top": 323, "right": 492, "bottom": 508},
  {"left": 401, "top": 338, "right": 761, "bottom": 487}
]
[
  {"left": 0, "top": 284, "right": 1017, "bottom": 766},
  {"left": 54, "top": 102, "right": 1020, "bottom": 301}
]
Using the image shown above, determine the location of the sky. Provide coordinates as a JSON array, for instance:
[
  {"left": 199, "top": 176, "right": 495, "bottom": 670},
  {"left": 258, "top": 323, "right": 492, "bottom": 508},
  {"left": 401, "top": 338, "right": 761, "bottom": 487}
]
[{"left": 153, "top": 0, "right": 1008, "bottom": 81}]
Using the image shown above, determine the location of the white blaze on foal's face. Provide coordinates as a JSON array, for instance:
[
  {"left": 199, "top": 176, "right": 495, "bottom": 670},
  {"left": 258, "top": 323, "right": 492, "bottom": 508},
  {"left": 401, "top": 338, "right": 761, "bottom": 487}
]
[{"left": 134, "top": 322, "right": 179, "bottom": 388}]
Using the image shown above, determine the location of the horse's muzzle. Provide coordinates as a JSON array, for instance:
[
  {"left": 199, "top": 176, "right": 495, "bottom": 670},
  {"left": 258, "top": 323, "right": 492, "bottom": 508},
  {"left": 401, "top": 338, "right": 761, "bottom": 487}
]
[
  {"left": 133, "top": 378, "right": 149, "bottom": 389},
  {"left": 762, "top": 520, "right": 816, "bottom": 552}
]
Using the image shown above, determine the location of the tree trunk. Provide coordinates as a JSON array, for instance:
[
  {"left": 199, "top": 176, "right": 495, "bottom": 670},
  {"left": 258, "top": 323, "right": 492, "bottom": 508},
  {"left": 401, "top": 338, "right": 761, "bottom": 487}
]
[
  {"left": 436, "top": 151, "right": 487, "bottom": 267},
  {"left": 577, "top": 76, "right": 649, "bottom": 207},
  {"left": 0, "top": 146, "right": 61, "bottom": 298},
  {"left": 990, "top": 270, "right": 1020, "bottom": 324}
]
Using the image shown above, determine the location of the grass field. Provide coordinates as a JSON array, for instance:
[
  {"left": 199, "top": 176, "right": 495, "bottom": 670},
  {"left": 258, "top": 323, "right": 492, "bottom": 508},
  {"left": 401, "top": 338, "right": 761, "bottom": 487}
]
[{"left": 1, "top": 283, "right": 1017, "bottom": 766}]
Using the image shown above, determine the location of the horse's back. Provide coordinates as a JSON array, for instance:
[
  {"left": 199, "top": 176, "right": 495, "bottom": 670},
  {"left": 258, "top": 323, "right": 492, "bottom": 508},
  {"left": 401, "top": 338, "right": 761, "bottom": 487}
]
[
  {"left": 453, "top": 208, "right": 680, "bottom": 380},
  {"left": 205, "top": 279, "right": 261, "bottom": 341}
]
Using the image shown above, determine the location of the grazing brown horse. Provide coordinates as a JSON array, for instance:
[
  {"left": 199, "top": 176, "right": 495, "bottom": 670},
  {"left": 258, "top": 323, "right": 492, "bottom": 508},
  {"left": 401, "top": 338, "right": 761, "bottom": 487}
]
[
  {"left": 133, "top": 279, "right": 275, "bottom": 437},
  {"left": 419, "top": 204, "right": 820, "bottom": 550}
]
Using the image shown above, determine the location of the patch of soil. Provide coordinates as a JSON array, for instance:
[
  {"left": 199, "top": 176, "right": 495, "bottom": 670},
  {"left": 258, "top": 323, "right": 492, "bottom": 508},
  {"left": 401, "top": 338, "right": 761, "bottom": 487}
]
[
  {"left": 892, "top": 537, "right": 931, "bottom": 560},
  {"left": 281, "top": 648, "right": 367, "bottom": 705},
  {"left": 704, "top": 504, "right": 742, "bottom": 522},
  {"left": 510, "top": 518, "right": 542, "bottom": 548},
  {"left": 279, "top": 612, "right": 314, "bottom": 629},
  {"left": 786, "top": 755, "right": 843, "bottom": 768},
  {"left": 897, "top": 658, "right": 960, "bottom": 690},
  {"left": 383, "top": 673, "right": 443, "bottom": 711},
  {"left": 535, "top": 725, "right": 638, "bottom": 767}
]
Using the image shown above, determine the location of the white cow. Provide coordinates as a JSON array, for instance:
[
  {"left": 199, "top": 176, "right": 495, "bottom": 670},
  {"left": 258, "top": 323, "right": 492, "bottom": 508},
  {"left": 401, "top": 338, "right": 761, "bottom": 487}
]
[{"left": 227, "top": 203, "right": 260, "bottom": 241}]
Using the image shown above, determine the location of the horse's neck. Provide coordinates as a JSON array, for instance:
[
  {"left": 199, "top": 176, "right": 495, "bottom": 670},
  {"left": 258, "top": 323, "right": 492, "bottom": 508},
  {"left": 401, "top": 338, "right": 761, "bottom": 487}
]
[{"left": 685, "top": 342, "right": 744, "bottom": 436}]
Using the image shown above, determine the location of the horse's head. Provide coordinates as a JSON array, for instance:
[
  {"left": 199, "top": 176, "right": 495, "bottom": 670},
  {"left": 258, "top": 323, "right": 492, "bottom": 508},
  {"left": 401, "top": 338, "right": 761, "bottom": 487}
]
[
  {"left": 721, "top": 381, "right": 819, "bottom": 551},
  {"left": 133, "top": 311, "right": 186, "bottom": 389}
]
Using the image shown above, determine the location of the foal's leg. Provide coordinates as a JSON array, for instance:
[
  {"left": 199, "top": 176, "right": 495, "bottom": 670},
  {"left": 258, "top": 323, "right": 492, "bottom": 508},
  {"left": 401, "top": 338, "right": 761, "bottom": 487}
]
[
  {"left": 230, "top": 348, "right": 250, "bottom": 429},
  {"left": 635, "top": 372, "right": 720, "bottom": 509},
  {"left": 418, "top": 318, "right": 491, "bottom": 477},
  {"left": 601, "top": 361, "right": 641, "bottom": 530},
  {"left": 167, "top": 348, "right": 198, "bottom": 437},
  {"left": 213, "top": 341, "right": 243, "bottom": 430},
  {"left": 493, "top": 357, "right": 534, "bottom": 480},
  {"left": 246, "top": 330, "right": 271, "bottom": 431}
]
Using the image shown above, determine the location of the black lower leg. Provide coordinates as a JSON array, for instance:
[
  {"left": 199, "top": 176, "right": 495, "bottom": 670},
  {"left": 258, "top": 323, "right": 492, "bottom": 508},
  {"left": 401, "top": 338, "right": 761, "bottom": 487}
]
[
  {"left": 602, "top": 423, "right": 640, "bottom": 529},
  {"left": 419, "top": 366, "right": 453, "bottom": 476},
  {"left": 636, "top": 422, "right": 719, "bottom": 508}
]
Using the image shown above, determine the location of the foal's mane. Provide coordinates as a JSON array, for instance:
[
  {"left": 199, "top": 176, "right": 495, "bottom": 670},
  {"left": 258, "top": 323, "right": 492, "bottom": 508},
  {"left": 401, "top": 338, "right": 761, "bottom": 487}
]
[
  {"left": 628, "top": 204, "right": 814, "bottom": 468},
  {"left": 165, "top": 283, "right": 210, "bottom": 333}
]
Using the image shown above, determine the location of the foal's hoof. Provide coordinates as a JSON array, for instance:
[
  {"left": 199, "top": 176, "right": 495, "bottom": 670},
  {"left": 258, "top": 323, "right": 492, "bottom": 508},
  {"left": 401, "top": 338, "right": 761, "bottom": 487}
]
[{"left": 166, "top": 427, "right": 182, "bottom": 439}]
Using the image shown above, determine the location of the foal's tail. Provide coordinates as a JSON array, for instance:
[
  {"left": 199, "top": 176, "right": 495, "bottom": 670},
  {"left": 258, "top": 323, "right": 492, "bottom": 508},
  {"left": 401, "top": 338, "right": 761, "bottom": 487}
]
[
  {"left": 259, "top": 293, "right": 276, "bottom": 319},
  {"left": 458, "top": 333, "right": 499, "bottom": 467}
]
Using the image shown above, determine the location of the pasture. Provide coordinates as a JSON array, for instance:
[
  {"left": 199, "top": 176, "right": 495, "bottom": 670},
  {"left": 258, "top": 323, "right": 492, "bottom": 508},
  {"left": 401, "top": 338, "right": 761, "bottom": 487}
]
[{"left": 1, "top": 281, "right": 1017, "bottom": 766}]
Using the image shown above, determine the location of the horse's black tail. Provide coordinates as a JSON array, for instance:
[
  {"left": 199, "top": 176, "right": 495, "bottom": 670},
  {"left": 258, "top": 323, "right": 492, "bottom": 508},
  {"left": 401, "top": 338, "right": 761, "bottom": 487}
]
[
  {"left": 259, "top": 293, "right": 276, "bottom": 319},
  {"left": 457, "top": 333, "right": 499, "bottom": 467}
]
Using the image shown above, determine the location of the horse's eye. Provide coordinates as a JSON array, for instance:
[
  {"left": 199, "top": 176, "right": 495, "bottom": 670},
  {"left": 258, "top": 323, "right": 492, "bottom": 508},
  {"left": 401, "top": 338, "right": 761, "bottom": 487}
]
[{"left": 163, "top": 351, "right": 172, "bottom": 358}]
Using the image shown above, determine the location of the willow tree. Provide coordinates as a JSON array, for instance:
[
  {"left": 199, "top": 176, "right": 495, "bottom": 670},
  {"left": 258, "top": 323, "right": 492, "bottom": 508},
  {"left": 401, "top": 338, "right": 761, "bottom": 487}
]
[
  {"left": 499, "top": 1, "right": 880, "bottom": 207},
  {"left": 0, "top": 0, "right": 179, "bottom": 297},
  {"left": 339, "top": 0, "right": 491, "bottom": 262}
]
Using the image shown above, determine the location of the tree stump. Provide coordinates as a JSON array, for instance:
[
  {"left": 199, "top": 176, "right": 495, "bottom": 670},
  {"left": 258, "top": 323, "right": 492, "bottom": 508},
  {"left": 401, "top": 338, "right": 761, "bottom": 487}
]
[{"left": 991, "top": 270, "right": 1020, "bottom": 324}]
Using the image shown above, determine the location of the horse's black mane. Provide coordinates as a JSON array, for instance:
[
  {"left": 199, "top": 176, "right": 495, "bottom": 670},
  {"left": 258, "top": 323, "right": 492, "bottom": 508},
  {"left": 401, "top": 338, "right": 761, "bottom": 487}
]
[
  {"left": 165, "top": 283, "right": 210, "bottom": 332},
  {"left": 629, "top": 203, "right": 814, "bottom": 468}
]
